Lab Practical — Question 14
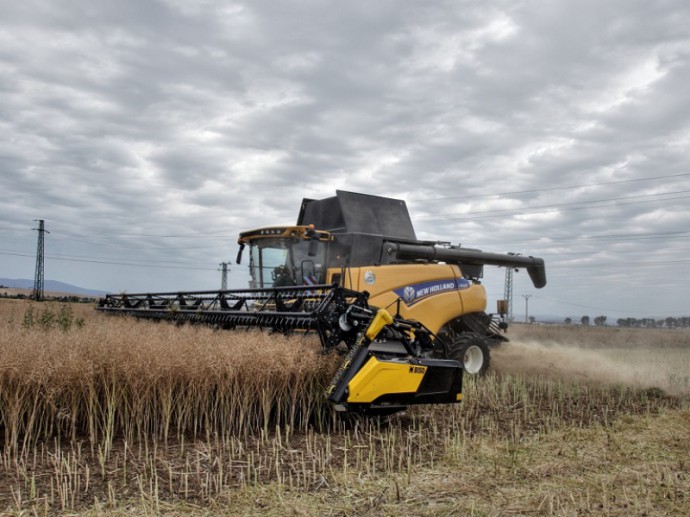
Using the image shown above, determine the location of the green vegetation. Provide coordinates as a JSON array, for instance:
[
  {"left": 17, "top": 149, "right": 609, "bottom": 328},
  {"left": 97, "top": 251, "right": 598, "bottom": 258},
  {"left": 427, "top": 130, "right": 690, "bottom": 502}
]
[{"left": 21, "top": 303, "right": 86, "bottom": 331}]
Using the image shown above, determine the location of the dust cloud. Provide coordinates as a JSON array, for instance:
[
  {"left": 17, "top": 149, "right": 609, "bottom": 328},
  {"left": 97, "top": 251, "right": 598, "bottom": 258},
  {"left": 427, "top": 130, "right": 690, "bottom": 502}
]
[{"left": 491, "top": 339, "right": 690, "bottom": 395}]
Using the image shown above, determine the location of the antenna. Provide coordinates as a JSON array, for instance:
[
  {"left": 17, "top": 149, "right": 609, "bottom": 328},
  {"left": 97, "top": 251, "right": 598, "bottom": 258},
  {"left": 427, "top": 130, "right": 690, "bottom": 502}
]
[
  {"left": 32, "top": 220, "right": 49, "bottom": 301},
  {"left": 218, "top": 262, "right": 229, "bottom": 290}
]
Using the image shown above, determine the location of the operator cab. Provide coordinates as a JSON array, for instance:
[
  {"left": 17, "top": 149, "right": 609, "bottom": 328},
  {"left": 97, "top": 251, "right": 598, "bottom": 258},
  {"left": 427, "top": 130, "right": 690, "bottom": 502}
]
[{"left": 236, "top": 226, "right": 331, "bottom": 289}]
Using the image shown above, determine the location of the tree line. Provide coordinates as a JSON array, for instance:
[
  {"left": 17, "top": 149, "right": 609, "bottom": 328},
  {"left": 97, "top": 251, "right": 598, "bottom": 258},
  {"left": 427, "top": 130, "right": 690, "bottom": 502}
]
[
  {"left": 563, "top": 315, "right": 690, "bottom": 328},
  {"left": 0, "top": 291, "right": 97, "bottom": 304}
]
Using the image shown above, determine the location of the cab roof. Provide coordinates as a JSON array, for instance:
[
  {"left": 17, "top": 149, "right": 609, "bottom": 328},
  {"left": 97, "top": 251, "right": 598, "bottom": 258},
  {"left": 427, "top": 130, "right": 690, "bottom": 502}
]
[{"left": 296, "top": 190, "right": 417, "bottom": 241}]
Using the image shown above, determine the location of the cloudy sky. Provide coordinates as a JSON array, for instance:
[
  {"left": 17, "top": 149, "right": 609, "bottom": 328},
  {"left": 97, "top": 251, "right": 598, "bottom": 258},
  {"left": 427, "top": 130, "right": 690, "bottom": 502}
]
[{"left": 1, "top": 0, "right": 689, "bottom": 321}]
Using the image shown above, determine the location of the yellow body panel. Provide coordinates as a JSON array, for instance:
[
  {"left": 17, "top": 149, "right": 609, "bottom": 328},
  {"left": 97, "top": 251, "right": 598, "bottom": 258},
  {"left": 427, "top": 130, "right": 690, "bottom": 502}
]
[
  {"left": 460, "top": 284, "right": 487, "bottom": 315},
  {"left": 347, "top": 357, "right": 427, "bottom": 404},
  {"left": 328, "top": 264, "right": 487, "bottom": 335}
]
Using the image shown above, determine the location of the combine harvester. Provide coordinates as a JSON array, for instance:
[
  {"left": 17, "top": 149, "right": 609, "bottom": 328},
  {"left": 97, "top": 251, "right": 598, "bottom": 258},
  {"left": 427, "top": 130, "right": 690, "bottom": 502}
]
[{"left": 98, "top": 191, "right": 546, "bottom": 415}]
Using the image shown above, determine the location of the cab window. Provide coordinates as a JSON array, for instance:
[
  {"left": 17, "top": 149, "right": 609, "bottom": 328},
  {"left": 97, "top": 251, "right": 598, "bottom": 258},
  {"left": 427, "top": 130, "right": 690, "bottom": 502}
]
[{"left": 248, "top": 238, "right": 327, "bottom": 288}]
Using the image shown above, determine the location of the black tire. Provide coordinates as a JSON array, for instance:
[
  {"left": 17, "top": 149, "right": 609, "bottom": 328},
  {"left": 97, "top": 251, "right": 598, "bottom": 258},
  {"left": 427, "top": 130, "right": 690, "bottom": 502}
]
[{"left": 445, "top": 333, "right": 491, "bottom": 375}]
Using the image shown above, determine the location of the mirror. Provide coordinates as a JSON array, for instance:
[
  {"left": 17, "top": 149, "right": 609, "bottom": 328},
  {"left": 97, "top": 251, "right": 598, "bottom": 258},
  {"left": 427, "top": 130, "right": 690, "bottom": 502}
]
[{"left": 235, "top": 243, "right": 245, "bottom": 264}]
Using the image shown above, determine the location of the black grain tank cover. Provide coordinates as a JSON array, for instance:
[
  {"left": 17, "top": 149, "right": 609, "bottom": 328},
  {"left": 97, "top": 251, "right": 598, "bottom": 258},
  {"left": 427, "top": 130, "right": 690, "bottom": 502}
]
[{"left": 297, "top": 190, "right": 417, "bottom": 240}]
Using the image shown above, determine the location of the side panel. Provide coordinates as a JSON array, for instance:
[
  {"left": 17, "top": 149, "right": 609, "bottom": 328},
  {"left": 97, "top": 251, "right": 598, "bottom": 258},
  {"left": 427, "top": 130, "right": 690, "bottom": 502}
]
[
  {"left": 348, "top": 358, "right": 425, "bottom": 404},
  {"left": 330, "top": 264, "right": 486, "bottom": 334},
  {"left": 347, "top": 356, "right": 463, "bottom": 405},
  {"left": 458, "top": 283, "right": 488, "bottom": 315}
]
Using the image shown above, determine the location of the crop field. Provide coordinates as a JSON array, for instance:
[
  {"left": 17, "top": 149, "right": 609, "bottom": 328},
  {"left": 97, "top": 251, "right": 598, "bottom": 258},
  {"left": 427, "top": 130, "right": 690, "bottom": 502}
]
[{"left": 1, "top": 299, "right": 689, "bottom": 516}]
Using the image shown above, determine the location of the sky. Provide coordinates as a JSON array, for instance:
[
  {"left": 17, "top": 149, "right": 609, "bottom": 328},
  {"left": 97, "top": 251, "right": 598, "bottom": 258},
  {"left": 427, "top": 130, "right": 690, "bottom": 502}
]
[{"left": 1, "top": 0, "right": 689, "bottom": 322}]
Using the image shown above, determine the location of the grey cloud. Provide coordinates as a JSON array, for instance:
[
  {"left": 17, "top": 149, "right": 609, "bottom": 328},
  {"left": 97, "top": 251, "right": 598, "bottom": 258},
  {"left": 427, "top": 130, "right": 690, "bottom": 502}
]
[{"left": 1, "top": 0, "right": 689, "bottom": 319}]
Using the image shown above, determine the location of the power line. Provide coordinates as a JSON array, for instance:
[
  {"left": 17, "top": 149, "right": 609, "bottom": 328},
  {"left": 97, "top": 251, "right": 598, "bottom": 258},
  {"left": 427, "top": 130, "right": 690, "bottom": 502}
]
[
  {"left": 44, "top": 232, "right": 231, "bottom": 251},
  {"left": 462, "top": 230, "right": 690, "bottom": 247},
  {"left": 417, "top": 191, "right": 690, "bottom": 222},
  {"left": 3, "top": 180, "right": 687, "bottom": 249},
  {"left": 38, "top": 229, "right": 234, "bottom": 251},
  {"left": 539, "top": 230, "right": 690, "bottom": 241},
  {"left": 0, "top": 221, "right": 234, "bottom": 239},
  {"left": 548, "top": 258, "right": 690, "bottom": 268},
  {"left": 0, "top": 248, "right": 221, "bottom": 268},
  {"left": 56, "top": 230, "right": 233, "bottom": 239},
  {"left": 4, "top": 173, "right": 689, "bottom": 242},
  {"left": 411, "top": 172, "right": 690, "bottom": 202},
  {"left": 0, "top": 251, "right": 218, "bottom": 272},
  {"left": 541, "top": 249, "right": 677, "bottom": 257},
  {"left": 535, "top": 295, "right": 680, "bottom": 317}
]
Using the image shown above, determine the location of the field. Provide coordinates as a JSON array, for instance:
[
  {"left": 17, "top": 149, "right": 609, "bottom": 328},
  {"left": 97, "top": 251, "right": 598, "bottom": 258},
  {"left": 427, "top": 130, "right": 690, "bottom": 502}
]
[{"left": 0, "top": 300, "right": 689, "bottom": 516}]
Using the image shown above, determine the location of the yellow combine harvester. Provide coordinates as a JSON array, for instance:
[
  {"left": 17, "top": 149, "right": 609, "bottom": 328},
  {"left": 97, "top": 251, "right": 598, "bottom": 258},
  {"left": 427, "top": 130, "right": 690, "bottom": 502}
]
[{"left": 99, "top": 191, "right": 546, "bottom": 415}]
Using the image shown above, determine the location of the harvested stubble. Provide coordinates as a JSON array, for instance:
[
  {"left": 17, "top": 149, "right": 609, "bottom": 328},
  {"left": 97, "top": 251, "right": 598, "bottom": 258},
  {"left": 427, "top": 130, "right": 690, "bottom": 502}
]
[
  {"left": 0, "top": 303, "right": 339, "bottom": 455},
  {"left": 1, "top": 302, "right": 688, "bottom": 515}
]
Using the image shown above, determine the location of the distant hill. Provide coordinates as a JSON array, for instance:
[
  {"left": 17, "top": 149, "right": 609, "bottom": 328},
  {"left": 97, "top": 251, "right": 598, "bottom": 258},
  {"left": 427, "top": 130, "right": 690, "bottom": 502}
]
[{"left": 0, "top": 278, "right": 106, "bottom": 297}]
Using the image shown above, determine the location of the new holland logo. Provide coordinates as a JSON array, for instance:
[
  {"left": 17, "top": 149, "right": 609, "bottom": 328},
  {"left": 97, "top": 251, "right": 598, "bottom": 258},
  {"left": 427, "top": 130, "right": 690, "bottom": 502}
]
[
  {"left": 394, "top": 278, "right": 470, "bottom": 306},
  {"left": 402, "top": 286, "right": 416, "bottom": 304}
]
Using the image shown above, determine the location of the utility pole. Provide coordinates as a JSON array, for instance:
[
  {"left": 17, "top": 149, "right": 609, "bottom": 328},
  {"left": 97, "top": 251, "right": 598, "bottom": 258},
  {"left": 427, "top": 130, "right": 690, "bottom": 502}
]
[
  {"left": 503, "top": 253, "right": 519, "bottom": 322},
  {"left": 218, "top": 262, "right": 228, "bottom": 290},
  {"left": 32, "top": 219, "right": 49, "bottom": 301},
  {"left": 522, "top": 294, "right": 532, "bottom": 323},
  {"left": 504, "top": 267, "right": 514, "bottom": 322}
]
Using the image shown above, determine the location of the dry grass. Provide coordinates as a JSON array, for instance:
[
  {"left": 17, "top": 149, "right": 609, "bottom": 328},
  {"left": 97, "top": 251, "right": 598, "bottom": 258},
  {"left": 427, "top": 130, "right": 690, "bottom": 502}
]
[
  {"left": 0, "top": 301, "right": 338, "bottom": 451},
  {"left": 1, "top": 300, "right": 689, "bottom": 515}
]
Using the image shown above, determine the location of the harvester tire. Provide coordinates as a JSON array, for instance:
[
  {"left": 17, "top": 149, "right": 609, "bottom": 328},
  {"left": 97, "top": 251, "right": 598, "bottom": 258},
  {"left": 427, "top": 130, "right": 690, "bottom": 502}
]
[{"left": 446, "top": 333, "right": 491, "bottom": 376}]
